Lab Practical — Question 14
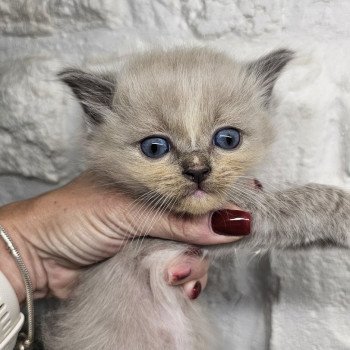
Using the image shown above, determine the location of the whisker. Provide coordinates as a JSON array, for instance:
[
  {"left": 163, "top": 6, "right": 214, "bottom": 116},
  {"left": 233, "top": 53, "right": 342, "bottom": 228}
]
[
  {"left": 120, "top": 192, "right": 162, "bottom": 251},
  {"left": 134, "top": 195, "right": 172, "bottom": 253}
]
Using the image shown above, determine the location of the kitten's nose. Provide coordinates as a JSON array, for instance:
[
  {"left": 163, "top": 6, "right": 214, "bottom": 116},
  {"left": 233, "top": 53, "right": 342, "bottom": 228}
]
[{"left": 182, "top": 166, "right": 211, "bottom": 184}]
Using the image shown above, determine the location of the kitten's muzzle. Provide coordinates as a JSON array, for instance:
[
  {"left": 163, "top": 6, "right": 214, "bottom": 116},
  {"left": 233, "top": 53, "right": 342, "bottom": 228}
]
[{"left": 182, "top": 166, "right": 211, "bottom": 184}]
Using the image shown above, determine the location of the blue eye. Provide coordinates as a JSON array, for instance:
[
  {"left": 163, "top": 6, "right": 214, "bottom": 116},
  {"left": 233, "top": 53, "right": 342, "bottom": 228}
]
[
  {"left": 140, "top": 137, "right": 170, "bottom": 158},
  {"left": 213, "top": 128, "right": 241, "bottom": 150}
]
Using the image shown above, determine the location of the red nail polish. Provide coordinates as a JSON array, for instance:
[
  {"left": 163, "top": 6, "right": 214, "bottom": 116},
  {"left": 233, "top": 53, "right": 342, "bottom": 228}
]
[
  {"left": 211, "top": 210, "right": 251, "bottom": 236},
  {"left": 190, "top": 281, "right": 202, "bottom": 300}
]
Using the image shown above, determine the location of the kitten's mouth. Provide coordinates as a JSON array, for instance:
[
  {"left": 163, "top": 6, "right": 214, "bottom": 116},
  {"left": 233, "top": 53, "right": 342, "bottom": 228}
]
[
  {"left": 178, "top": 185, "right": 223, "bottom": 214},
  {"left": 191, "top": 189, "right": 207, "bottom": 198},
  {"left": 187, "top": 184, "right": 212, "bottom": 199}
]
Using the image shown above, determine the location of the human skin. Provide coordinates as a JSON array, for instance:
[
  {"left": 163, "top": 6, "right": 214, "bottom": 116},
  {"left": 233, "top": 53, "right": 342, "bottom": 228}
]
[{"left": 0, "top": 173, "right": 246, "bottom": 303}]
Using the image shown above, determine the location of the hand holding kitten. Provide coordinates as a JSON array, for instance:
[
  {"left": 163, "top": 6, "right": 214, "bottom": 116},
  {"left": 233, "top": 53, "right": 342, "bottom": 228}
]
[{"left": 0, "top": 172, "right": 248, "bottom": 302}]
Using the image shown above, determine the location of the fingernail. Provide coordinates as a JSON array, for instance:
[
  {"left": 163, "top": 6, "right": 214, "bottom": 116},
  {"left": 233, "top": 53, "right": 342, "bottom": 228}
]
[
  {"left": 168, "top": 265, "right": 191, "bottom": 284},
  {"left": 190, "top": 281, "right": 202, "bottom": 300},
  {"left": 254, "top": 179, "right": 263, "bottom": 190},
  {"left": 211, "top": 210, "right": 251, "bottom": 236}
]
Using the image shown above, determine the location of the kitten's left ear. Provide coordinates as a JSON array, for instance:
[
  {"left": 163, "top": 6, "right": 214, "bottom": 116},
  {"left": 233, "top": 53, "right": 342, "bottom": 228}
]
[
  {"left": 58, "top": 68, "right": 115, "bottom": 124},
  {"left": 247, "top": 48, "right": 294, "bottom": 105}
]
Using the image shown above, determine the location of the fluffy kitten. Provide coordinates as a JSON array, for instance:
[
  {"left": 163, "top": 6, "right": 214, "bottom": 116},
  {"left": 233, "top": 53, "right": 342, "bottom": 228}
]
[{"left": 43, "top": 47, "right": 350, "bottom": 349}]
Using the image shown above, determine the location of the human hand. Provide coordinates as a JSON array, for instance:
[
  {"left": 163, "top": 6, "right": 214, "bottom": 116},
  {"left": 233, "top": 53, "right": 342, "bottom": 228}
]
[{"left": 0, "top": 173, "right": 250, "bottom": 302}]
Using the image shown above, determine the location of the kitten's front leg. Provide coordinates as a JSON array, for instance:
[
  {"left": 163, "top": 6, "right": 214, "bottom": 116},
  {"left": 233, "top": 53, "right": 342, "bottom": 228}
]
[
  {"left": 221, "top": 184, "right": 350, "bottom": 252},
  {"left": 43, "top": 239, "right": 215, "bottom": 350}
]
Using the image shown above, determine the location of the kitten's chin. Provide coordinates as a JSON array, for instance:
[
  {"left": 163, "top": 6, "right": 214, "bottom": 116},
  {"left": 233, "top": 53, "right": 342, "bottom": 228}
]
[{"left": 177, "top": 192, "right": 224, "bottom": 215}]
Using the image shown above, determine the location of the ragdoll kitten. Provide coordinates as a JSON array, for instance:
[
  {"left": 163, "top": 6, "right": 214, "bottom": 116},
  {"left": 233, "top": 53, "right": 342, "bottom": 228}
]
[{"left": 43, "top": 47, "right": 350, "bottom": 350}]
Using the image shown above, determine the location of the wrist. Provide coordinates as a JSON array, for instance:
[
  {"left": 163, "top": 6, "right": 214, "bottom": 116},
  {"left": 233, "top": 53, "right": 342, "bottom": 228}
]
[{"left": 0, "top": 200, "right": 49, "bottom": 303}]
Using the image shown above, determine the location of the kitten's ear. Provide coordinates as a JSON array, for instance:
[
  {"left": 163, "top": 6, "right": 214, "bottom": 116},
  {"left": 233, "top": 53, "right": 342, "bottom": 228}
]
[
  {"left": 58, "top": 68, "right": 115, "bottom": 124},
  {"left": 247, "top": 48, "right": 294, "bottom": 105}
]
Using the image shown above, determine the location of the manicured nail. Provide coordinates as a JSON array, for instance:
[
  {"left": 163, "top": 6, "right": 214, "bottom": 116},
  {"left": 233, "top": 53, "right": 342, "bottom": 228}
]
[
  {"left": 190, "top": 281, "right": 202, "bottom": 300},
  {"left": 211, "top": 210, "right": 251, "bottom": 236},
  {"left": 254, "top": 179, "right": 263, "bottom": 190},
  {"left": 168, "top": 265, "right": 191, "bottom": 284}
]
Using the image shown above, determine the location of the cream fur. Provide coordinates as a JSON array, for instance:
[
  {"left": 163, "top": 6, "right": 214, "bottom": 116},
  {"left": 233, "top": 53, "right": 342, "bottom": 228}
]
[{"left": 44, "top": 47, "right": 350, "bottom": 350}]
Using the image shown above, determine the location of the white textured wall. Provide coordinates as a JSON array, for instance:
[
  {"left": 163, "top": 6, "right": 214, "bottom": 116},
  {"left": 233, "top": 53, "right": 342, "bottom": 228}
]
[{"left": 1, "top": 1, "right": 350, "bottom": 349}]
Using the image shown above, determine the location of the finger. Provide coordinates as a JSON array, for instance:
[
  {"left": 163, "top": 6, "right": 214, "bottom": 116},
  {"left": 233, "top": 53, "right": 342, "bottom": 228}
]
[
  {"left": 167, "top": 254, "right": 209, "bottom": 286},
  {"left": 104, "top": 182, "right": 252, "bottom": 245},
  {"left": 183, "top": 274, "right": 208, "bottom": 300},
  {"left": 43, "top": 259, "right": 80, "bottom": 299},
  {"left": 149, "top": 204, "right": 251, "bottom": 245}
]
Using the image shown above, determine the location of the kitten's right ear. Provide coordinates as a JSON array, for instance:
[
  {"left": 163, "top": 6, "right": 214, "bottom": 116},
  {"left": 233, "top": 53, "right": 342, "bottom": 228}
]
[{"left": 58, "top": 68, "right": 115, "bottom": 124}]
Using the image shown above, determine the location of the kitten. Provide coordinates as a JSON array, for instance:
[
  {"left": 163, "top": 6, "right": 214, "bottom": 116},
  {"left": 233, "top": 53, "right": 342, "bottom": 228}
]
[{"left": 43, "top": 47, "right": 350, "bottom": 349}]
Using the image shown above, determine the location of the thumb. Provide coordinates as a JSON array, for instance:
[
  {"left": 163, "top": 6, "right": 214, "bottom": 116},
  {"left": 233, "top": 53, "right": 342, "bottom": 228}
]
[{"left": 144, "top": 204, "right": 251, "bottom": 245}]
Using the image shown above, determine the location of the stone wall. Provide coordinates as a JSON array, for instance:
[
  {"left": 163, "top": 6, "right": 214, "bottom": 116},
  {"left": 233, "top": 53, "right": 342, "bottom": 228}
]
[{"left": 1, "top": 1, "right": 350, "bottom": 349}]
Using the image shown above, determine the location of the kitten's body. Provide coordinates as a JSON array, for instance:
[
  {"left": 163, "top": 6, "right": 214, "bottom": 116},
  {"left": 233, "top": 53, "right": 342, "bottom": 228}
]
[{"left": 43, "top": 48, "right": 350, "bottom": 349}]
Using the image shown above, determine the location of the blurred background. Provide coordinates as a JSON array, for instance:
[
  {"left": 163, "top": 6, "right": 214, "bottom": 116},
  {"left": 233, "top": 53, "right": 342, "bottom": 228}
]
[{"left": 1, "top": 1, "right": 350, "bottom": 349}]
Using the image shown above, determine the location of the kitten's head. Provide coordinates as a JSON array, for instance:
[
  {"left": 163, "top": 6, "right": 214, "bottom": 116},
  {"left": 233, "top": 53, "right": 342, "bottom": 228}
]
[{"left": 60, "top": 47, "right": 293, "bottom": 215}]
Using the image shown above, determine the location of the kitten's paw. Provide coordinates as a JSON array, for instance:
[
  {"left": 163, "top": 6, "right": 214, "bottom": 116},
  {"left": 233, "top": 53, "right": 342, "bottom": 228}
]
[{"left": 166, "top": 248, "right": 209, "bottom": 299}]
